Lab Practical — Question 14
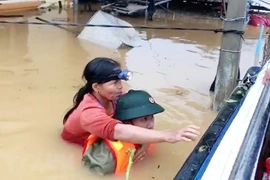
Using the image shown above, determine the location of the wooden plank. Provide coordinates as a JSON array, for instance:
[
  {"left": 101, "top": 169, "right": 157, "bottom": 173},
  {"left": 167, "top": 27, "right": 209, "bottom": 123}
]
[
  {"left": 127, "top": 0, "right": 171, "bottom": 14},
  {"left": 108, "top": 0, "right": 172, "bottom": 15},
  {"left": 129, "top": 0, "right": 149, "bottom": 4},
  {"left": 100, "top": 3, "right": 115, "bottom": 9},
  {"left": 113, "top": 9, "right": 129, "bottom": 14},
  {"left": 155, "top": 0, "right": 171, "bottom": 6},
  {"left": 111, "top": 3, "right": 147, "bottom": 14}
]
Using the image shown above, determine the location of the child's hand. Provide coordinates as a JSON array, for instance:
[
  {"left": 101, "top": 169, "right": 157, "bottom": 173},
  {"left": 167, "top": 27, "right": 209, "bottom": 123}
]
[{"left": 133, "top": 144, "right": 149, "bottom": 164}]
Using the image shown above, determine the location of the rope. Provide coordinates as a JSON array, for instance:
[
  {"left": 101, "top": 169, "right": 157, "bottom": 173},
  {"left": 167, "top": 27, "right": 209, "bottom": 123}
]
[{"left": 0, "top": 17, "right": 245, "bottom": 35}]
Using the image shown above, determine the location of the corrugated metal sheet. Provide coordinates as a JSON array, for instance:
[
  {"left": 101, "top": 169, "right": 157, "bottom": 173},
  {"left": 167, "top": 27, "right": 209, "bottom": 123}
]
[
  {"left": 251, "top": 0, "right": 270, "bottom": 10},
  {"left": 77, "top": 11, "right": 145, "bottom": 49}
]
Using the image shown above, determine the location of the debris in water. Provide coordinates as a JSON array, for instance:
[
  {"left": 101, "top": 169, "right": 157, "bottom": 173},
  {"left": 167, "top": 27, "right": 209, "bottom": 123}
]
[
  {"left": 0, "top": 15, "right": 23, "bottom": 18},
  {"left": 77, "top": 10, "right": 145, "bottom": 49},
  {"left": 52, "top": 18, "right": 69, "bottom": 22},
  {"left": 35, "top": 17, "right": 75, "bottom": 34},
  {"left": 58, "top": 0, "right": 62, "bottom": 9},
  {"left": 125, "top": 148, "right": 136, "bottom": 180},
  {"left": 38, "top": 1, "right": 58, "bottom": 9}
]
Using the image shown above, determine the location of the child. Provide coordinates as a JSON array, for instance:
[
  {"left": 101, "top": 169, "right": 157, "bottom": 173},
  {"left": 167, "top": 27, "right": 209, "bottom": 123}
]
[{"left": 81, "top": 90, "right": 164, "bottom": 175}]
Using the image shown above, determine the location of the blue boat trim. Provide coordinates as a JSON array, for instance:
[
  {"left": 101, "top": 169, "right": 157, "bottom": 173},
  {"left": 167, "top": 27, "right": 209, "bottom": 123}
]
[
  {"left": 173, "top": 66, "right": 262, "bottom": 180},
  {"left": 194, "top": 95, "right": 245, "bottom": 179}
]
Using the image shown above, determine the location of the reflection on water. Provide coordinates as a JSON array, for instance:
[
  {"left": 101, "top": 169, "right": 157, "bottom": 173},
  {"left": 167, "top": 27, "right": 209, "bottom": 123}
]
[{"left": 0, "top": 7, "right": 264, "bottom": 180}]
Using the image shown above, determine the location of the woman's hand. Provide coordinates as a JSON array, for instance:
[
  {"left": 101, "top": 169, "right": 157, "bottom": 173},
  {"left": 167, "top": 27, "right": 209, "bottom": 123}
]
[
  {"left": 133, "top": 144, "right": 149, "bottom": 164},
  {"left": 132, "top": 125, "right": 200, "bottom": 163},
  {"left": 166, "top": 125, "right": 200, "bottom": 143}
]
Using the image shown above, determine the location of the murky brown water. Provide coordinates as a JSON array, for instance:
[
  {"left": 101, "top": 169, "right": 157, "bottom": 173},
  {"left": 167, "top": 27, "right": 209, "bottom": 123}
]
[{"left": 0, "top": 5, "right": 265, "bottom": 180}]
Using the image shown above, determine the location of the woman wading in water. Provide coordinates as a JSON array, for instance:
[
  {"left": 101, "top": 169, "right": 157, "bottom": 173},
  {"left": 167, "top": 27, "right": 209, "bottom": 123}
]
[{"left": 61, "top": 57, "right": 200, "bottom": 163}]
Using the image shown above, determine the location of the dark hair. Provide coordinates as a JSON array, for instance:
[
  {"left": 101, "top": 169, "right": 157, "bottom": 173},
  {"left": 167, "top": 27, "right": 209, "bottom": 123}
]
[{"left": 63, "top": 57, "right": 121, "bottom": 124}]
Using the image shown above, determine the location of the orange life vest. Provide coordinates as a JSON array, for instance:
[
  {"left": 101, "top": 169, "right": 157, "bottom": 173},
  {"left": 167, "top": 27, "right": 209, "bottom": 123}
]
[{"left": 82, "top": 134, "right": 136, "bottom": 174}]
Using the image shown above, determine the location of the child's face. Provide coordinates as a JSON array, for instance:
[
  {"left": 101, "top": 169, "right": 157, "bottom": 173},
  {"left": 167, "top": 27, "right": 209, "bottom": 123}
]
[{"left": 131, "top": 115, "right": 154, "bottom": 129}]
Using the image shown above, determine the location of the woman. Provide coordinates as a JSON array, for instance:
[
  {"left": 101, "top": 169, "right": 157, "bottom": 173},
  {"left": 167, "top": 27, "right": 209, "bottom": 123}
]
[
  {"left": 61, "top": 57, "right": 200, "bottom": 161},
  {"left": 82, "top": 90, "right": 165, "bottom": 175}
]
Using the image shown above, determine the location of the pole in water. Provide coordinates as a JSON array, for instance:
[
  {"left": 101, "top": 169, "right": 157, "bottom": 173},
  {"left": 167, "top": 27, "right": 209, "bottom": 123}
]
[
  {"left": 209, "top": 68, "right": 240, "bottom": 92},
  {"left": 213, "top": 0, "right": 248, "bottom": 111},
  {"left": 254, "top": 24, "right": 265, "bottom": 66}
]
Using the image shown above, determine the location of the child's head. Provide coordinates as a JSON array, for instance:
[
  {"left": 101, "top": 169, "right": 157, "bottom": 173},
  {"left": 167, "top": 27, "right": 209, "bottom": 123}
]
[{"left": 113, "top": 90, "right": 165, "bottom": 129}]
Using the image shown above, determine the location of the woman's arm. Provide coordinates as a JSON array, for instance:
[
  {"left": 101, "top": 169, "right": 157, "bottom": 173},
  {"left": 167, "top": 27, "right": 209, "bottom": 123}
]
[
  {"left": 114, "top": 124, "right": 200, "bottom": 144},
  {"left": 81, "top": 107, "right": 200, "bottom": 144}
]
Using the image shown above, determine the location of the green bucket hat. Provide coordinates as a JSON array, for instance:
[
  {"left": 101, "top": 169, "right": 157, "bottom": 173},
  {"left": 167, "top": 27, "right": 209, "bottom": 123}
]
[{"left": 114, "top": 90, "right": 165, "bottom": 121}]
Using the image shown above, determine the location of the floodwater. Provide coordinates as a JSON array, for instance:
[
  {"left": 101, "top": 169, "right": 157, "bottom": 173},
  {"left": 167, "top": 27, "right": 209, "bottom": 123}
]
[{"left": 0, "top": 5, "right": 265, "bottom": 180}]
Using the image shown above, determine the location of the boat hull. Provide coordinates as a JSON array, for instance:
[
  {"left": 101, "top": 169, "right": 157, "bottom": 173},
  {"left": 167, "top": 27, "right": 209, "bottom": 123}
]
[{"left": 0, "top": 0, "right": 42, "bottom": 13}]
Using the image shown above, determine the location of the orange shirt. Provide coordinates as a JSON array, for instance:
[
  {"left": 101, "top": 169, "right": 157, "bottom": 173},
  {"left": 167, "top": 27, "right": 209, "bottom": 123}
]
[{"left": 61, "top": 93, "right": 122, "bottom": 146}]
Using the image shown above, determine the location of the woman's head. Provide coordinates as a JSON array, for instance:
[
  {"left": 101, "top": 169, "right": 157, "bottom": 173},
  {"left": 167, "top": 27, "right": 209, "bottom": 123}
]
[
  {"left": 63, "top": 57, "right": 129, "bottom": 124},
  {"left": 83, "top": 58, "right": 123, "bottom": 101}
]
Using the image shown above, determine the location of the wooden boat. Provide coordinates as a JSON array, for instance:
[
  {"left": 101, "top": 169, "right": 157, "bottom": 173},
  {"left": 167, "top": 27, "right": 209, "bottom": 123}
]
[
  {"left": 174, "top": 63, "right": 270, "bottom": 180},
  {"left": 0, "top": 0, "right": 42, "bottom": 13}
]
